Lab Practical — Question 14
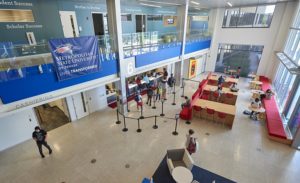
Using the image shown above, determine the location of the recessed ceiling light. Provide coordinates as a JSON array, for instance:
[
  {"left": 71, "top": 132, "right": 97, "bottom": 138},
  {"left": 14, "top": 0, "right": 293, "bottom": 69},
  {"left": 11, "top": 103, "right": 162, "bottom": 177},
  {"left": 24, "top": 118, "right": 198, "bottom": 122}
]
[
  {"left": 227, "top": 2, "right": 233, "bottom": 7},
  {"left": 139, "top": 0, "right": 182, "bottom": 6},
  {"left": 139, "top": 3, "right": 161, "bottom": 8},
  {"left": 190, "top": 1, "right": 200, "bottom": 5}
]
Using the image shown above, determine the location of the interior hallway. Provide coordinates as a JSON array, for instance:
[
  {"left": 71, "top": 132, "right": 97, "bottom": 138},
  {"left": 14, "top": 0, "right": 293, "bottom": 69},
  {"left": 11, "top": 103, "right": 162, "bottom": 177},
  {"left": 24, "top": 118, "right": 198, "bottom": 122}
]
[{"left": 0, "top": 74, "right": 299, "bottom": 183}]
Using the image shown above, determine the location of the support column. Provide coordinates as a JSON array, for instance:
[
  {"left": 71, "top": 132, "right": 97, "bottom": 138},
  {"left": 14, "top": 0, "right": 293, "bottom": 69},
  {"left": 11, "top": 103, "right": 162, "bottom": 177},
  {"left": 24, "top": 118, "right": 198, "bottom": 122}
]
[
  {"left": 177, "top": 0, "right": 189, "bottom": 87},
  {"left": 106, "top": 0, "right": 127, "bottom": 114}
]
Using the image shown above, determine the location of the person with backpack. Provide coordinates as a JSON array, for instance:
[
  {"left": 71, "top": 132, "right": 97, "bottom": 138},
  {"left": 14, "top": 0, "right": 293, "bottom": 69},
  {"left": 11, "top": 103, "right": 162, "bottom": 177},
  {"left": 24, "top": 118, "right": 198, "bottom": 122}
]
[
  {"left": 32, "top": 126, "right": 52, "bottom": 158},
  {"left": 146, "top": 86, "right": 154, "bottom": 106},
  {"left": 135, "top": 91, "right": 143, "bottom": 111},
  {"left": 167, "top": 74, "right": 176, "bottom": 94},
  {"left": 186, "top": 129, "right": 198, "bottom": 155}
]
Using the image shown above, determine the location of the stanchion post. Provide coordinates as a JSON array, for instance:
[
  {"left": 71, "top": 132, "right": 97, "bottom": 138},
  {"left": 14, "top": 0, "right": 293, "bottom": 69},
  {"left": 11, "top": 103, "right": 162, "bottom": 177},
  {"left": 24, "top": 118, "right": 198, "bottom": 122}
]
[
  {"left": 172, "top": 89, "right": 176, "bottom": 105},
  {"left": 127, "top": 100, "right": 130, "bottom": 112},
  {"left": 122, "top": 115, "right": 128, "bottom": 132},
  {"left": 172, "top": 82, "right": 176, "bottom": 94},
  {"left": 160, "top": 99, "right": 165, "bottom": 116},
  {"left": 140, "top": 104, "right": 144, "bottom": 119},
  {"left": 153, "top": 115, "right": 158, "bottom": 129},
  {"left": 152, "top": 94, "right": 157, "bottom": 109},
  {"left": 137, "top": 118, "right": 142, "bottom": 133},
  {"left": 116, "top": 108, "right": 121, "bottom": 124},
  {"left": 181, "top": 78, "right": 185, "bottom": 97},
  {"left": 172, "top": 115, "right": 179, "bottom": 136}
]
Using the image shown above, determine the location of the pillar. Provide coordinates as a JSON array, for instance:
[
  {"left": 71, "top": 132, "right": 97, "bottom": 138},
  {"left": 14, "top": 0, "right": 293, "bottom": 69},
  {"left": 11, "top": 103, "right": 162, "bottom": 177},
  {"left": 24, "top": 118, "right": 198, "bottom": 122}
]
[{"left": 106, "top": 0, "right": 127, "bottom": 114}]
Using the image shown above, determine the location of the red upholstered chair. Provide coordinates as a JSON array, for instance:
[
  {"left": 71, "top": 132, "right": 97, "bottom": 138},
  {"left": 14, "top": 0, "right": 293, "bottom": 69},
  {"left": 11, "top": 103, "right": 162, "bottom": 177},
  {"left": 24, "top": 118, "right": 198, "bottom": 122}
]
[
  {"left": 208, "top": 80, "right": 217, "bottom": 86},
  {"left": 180, "top": 106, "right": 193, "bottom": 124},
  {"left": 212, "top": 91, "right": 219, "bottom": 102},
  {"left": 201, "top": 90, "right": 210, "bottom": 100},
  {"left": 217, "top": 112, "right": 227, "bottom": 127},
  {"left": 193, "top": 106, "right": 202, "bottom": 118},
  {"left": 225, "top": 93, "right": 234, "bottom": 104},
  {"left": 206, "top": 108, "right": 215, "bottom": 122}
]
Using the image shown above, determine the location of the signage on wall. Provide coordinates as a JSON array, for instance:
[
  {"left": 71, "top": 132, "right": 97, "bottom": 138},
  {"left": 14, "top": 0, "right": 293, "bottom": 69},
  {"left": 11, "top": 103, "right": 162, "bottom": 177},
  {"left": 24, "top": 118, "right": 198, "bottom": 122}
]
[
  {"left": 188, "top": 58, "right": 197, "bottom": 79},
  {"left": 5, "top": 24, "right": 43, "bottom": 29},
  {"left": 0, "top": 1, "right": 33, "bottom": 7},
  {"left": 49, "top": 36, "right": 101, "bottom": 81}
]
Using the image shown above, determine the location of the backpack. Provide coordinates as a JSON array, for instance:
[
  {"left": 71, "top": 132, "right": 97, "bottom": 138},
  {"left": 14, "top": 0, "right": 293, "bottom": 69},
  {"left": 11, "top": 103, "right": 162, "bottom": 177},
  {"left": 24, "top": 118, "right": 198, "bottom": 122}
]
[
  {"left": 187, "top": 137, "right": 196, "bottom": 154},
  {"left": 134, "top": 95, "right": 139, "bottom": 102}
]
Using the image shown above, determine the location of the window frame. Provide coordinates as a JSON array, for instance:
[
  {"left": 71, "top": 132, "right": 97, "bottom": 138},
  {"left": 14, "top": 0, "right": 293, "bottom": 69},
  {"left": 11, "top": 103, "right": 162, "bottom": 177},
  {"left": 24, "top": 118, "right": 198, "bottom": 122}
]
[{"left": 222, "top": 4, "right": 276, "bottom": 28}]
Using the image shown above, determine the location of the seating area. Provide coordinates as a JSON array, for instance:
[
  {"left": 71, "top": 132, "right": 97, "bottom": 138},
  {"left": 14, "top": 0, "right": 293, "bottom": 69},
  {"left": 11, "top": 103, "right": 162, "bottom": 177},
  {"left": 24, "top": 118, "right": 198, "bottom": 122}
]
[{"left": 259, "top": 76, "right": 292, "bottom": 145}]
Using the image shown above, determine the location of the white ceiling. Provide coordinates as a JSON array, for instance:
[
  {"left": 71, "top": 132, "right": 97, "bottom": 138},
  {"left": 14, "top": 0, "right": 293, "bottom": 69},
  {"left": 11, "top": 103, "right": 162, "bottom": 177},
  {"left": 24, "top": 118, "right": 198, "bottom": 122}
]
[{"left": 121, "top": 0, "right": 295, "bottom": 8}]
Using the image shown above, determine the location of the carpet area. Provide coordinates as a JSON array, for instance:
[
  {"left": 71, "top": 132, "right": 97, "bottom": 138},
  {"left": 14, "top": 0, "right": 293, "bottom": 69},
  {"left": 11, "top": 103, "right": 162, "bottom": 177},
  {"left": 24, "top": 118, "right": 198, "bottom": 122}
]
[{"left": 152, "top": 156, "right": 236, "bottom": 183}]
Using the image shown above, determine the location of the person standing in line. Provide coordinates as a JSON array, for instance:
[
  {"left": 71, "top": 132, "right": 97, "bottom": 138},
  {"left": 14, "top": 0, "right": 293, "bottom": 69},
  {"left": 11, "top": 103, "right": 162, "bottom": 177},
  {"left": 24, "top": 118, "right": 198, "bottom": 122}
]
[
  {"left": 186, "top": 129, "right": 197, "bottom": 155},
  {"left": 156, "top": 84, "right": 162, "bottom": 101},
  {"left": 32, "top": 126, "right": 52, "bottom": 158},
  {"left": 163, "top": 68, "right": 168, "bottom": 77},
  {"left": 167, "top": 73, "right": 176, "bottom": 94},
  {"left": 143, "top": 74, "right": 150, "bottom": 88},
  {"left": 160, "top": 76, "right": 168, "bottom": 100},
  {"left": 146, "top": 86, "right": 154, "bottom": 106},
  {"left": 135, "top": 91, "right": 143, "bottom": 111}
]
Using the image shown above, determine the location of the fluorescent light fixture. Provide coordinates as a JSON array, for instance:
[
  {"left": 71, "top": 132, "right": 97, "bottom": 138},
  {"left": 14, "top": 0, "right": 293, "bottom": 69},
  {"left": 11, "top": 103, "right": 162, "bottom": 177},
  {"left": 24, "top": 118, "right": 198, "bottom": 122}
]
[
  {"left": 140, "top": 3, "right": 161, "bottom": 8},
  {"left": 139, "top": 0, "right": 182, "bottom": 6},
  {"left": 227, "top": 2, "right": 233, "bottom": 7},
  {"left": 190, "top": 1, "right": 200, "bottom": 5}
]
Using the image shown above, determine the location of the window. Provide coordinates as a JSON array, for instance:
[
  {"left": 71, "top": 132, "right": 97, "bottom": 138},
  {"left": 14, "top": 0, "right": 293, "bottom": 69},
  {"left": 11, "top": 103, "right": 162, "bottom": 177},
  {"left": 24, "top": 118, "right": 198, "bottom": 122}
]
[
  {"left": 147, "top": 15, "right": 163, "bottom": 21},
  {"left": 121, "top": 14, "right": 132, "bottom": 21},
  {"left": 215, "top": 44, "right": 263, "bottom": 77},
  {"left": 222, "top": 4, "right": 275, "bottom": 28}
]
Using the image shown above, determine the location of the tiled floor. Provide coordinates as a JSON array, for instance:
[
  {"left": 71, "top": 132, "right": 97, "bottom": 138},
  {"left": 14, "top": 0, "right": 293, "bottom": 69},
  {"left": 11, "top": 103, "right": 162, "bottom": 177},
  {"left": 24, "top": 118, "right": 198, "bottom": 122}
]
[{"left": 0, "top": 74, "right": 299, "bottom": 183}]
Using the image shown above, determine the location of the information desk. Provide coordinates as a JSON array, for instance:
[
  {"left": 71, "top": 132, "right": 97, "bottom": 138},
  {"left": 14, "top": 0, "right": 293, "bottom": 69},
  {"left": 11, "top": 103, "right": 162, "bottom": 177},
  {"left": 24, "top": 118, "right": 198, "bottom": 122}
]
[
  {"left": 208, "top": 75, "right": 239, "bottom": 87},
  {"left": 193, "top": 99, "right": 236, "bottom": 128},
  {"left": 203, "top": 84, "right": 238, "bottom": 105}
]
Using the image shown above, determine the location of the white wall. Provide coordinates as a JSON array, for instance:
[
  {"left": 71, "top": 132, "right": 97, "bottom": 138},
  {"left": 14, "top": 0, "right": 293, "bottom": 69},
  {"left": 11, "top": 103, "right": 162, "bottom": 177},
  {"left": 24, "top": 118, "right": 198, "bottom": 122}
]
[
  {"left": 0, "top": 109, "right": 38, "bottom": 151},
  {"left": 207, "top": 2, "right": 297, "bottom": 79}
]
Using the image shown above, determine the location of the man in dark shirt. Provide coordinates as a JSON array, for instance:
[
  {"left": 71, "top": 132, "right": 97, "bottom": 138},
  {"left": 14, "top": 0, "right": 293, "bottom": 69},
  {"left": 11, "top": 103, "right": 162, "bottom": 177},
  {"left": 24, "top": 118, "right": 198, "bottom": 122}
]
[
  {"left": 218, "top": 75, "right": 225, "bottom": 85},
  {"left": 32, "top": 126, "right": 52, "bottom": 158},
  {"left": 163, "top": 68, "right": 168, "bottom": 77}
]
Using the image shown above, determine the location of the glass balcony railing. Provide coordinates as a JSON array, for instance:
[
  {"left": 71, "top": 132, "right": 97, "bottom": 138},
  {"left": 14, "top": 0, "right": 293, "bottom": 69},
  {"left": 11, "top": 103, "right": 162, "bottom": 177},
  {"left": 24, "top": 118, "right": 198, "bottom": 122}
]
[
  {"left": 186, "top": 30, "right": 212, "bottom": 43},
  {"left": 0, "top": 35, "right": 116, "bottom": 72},
  {"left": 123, "top": 31, "right": 182, "bottom": 58}
]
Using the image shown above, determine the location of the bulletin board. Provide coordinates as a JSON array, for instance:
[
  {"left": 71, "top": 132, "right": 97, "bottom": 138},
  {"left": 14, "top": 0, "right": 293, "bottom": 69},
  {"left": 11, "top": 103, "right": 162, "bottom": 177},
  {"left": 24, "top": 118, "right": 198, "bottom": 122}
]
[
  {"left": 163, "top": 16, "right": 177, "bottom": 26},
  {"left": 188, "top": 58, "right": 197, "bottom": 79}
]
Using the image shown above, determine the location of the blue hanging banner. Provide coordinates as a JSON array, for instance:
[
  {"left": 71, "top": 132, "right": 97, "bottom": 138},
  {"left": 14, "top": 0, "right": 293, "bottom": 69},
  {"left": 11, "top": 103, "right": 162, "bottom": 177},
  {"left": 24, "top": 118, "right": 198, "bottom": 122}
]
[{"left": 49, "top": 36, "right": 100, "bottom": 81}]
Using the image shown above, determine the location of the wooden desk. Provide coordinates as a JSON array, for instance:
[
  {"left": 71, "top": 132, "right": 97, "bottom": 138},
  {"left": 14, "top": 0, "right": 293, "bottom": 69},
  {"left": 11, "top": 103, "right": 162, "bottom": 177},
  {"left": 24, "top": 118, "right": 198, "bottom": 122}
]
[
  {"left": 208, "top": 75, "right": 239, "bottom": 87},
  {"left": 228, "top": 69, "right": 237, "bottom": 75},
  {"left": 251, "top": 90, "right": 265, "bottom": 99},
  {"left": 193, "top": 99, "right": 236, "bottom": 128},
  {"left": 249, "top": 81, "right": 262, "bottom": 90},
  {"left": 203, "top": 85, "right": 238, "bottom": 105}
]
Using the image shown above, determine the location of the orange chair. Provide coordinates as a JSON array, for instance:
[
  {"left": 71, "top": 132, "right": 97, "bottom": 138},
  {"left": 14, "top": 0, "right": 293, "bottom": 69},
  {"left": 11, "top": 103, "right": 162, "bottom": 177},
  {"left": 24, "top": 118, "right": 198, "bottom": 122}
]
[
  {"left": 217, "top": 112, "right": 227, "bottom": 127},
  {"left": 193, "top": 106, "right": 202, "bottom": 118},
  {"left": 206, "top": 108, "right": 215, "bottom": 122}
]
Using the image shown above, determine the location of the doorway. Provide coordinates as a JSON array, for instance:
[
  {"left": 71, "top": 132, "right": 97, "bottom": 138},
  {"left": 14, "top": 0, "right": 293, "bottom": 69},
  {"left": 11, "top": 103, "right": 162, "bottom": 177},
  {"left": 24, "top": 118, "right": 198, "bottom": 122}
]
[
  {"left": 92, "top": 13, "right": 105, "bottom": 36},
  {"left": 34, "top": 98, "right": 70, "bottom": 131},
  {"left": 136, "top": 15, "right": 146, "bottom": 32},
  {"left": 59, "top": 11, "right": 79, "bottom": 38},
  {"left": 71, "top": 92, "right": 89, "bottom": 119}
]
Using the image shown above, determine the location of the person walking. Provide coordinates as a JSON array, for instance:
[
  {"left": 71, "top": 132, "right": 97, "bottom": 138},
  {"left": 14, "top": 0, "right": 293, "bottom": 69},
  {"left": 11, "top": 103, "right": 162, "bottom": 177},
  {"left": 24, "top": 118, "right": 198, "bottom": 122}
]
[
  {"left": 135, "top": 91, "right": 143, "bottom": 111},
  {"left": 186, "top": 129, "right": 198, "bottom": 155},
  {"left": 32, "top": 126, "right": 52, "bottom": 158}
]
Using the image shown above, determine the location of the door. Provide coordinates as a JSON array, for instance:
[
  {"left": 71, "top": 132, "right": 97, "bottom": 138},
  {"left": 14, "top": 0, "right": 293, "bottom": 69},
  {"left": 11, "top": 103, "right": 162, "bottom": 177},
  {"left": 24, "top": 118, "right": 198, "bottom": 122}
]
[
  {"left": 85, "top": 86, "right": 108, "bottom": 113},
  {"left": 136, "top": 15, "right": 146, "bottom": 32},
  {"left": 59, "top": 11, "right": 79, "bottom": 38},
  {"left": 92, "top": 13, "right": 105, "bottom": 36},
  {"left": 71, "top": 92, "right": 89, "bottom": 119}
]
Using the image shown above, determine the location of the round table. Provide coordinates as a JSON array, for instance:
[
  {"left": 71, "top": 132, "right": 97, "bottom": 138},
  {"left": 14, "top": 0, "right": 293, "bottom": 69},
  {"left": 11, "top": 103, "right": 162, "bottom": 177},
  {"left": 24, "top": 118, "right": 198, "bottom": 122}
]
[
  {"left": 228, "top": 69, "right": 237, "bottom": 75},
  {"left": 172, "top": 166, "right": 193, "bottom": 183},
  {"left": 248, "top": 106, "right": 265, "bottom": 113}
]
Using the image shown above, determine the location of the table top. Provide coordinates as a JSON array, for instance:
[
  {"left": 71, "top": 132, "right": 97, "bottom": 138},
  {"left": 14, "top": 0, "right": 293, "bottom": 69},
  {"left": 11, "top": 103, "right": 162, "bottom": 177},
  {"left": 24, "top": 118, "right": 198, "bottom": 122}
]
[
  {"left": 208, "top": 75, "right": 239, "bottom": 83},
  {"left": 251, "top": 90, "right": 265, "bottom": 94},
  {"left": 228, "top": 69, "right": 237, "bottom": 73},
  {"left": 249, "top": 81, "right": 263, "bottom": 85},
  {"left": 248, "top": 74, "right": 257, "bottom": 78},
  {"left": 194, "top": 99, "right": 236, "bottom": 115},
  {"left": 172, "top": 166, "right": 193, "bottom": 183},
  {"left": 203, "top": 84, "right": 238, "bottom": 96},
  {"left": 248, "top": 105, "right": 265, "bottom": 113}
]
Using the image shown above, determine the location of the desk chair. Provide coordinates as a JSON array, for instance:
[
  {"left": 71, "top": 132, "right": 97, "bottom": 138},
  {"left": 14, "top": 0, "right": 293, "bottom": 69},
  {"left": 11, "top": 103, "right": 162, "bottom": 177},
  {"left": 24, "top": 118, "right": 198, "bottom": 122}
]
[
  {"left": 217, "top": 112, "right": 227, "bottom": 127},
  {"left": 193, "top": 106, "right": 202, "bottom": 118},
  {"left": 225, "top": 93, "right": 234, "bottom": 104},
  {"left": 206, "top": 108, "right": 215, "bottom": 122}
]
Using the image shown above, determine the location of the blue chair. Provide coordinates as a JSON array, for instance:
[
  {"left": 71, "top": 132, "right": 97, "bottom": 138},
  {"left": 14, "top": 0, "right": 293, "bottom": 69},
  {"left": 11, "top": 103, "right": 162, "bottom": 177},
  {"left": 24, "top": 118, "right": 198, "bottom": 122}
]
[{"left": 141, "top": 178, "right": 154, "bottom": 183}]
